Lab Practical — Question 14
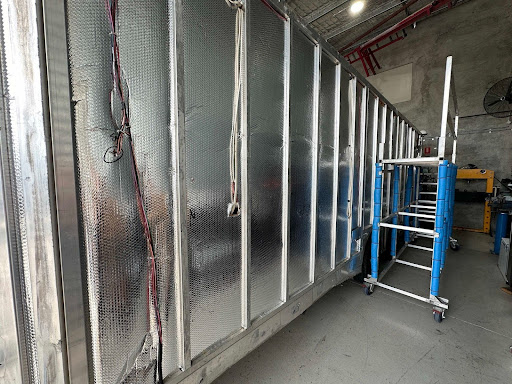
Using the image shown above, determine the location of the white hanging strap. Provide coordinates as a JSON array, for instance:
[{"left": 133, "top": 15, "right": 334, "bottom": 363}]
[
  {"left": 227, "top": 0, "right": 244, "bottom": 217},
  {"left": 225, "top": 0, "right": 243, "bottom": 9}
]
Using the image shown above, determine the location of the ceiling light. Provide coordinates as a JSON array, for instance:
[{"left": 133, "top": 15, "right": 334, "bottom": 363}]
[{"left": 350, "top": 1, "right": 365, "bottom": 14}]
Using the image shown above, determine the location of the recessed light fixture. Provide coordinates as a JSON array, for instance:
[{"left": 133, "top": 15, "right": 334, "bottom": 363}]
[{"left": 350, "top": 1, "right": 365, "bottom": 14}]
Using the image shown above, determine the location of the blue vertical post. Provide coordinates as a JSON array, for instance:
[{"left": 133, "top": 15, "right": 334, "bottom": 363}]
[
  {"left": 441, "top": 164, "right": 451, "bottom": 269},
  {"left": 431, "top": 161, "right": 448, "bottom": 297},
  {"left": 404, "top": 166, "right": 413, "bottom": 243},
  {"left": 390, "top": 166, "right": 400, "bottom": 258},
  {"left": 371, "top": 164, "right": 383, "bottom": 279},
  {"left": 494, "top": 212, "right": 510, "bottom": 255}
]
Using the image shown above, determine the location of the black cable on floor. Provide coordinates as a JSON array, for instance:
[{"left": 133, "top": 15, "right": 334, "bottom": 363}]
[{"left": 158, "top": 341, "right": 163, "bottom": 384}]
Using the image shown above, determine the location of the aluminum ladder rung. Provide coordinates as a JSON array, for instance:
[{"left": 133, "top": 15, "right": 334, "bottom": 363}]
[
  {"left": 410, "top": 204, "right": 436, "bottom": 210},
  {"left": 395, "top": 259, "right": 432, "bottom": 271},
  {"left": 418, "top": 218, "right": 436, "bottom": 223},
  {"left": 399, "top": 212, "right": 435, "bottom": 219},
  {"left": 365, "top": 281, "right": 436, "bottom": 305},
  {"left": 363, "top": 280, "right": 449, "bottom": 310},
  {"left": 418, "top": 200, "right": 437, "bottom": 205},
  {"left": 379, "top": 222, "right": 437, "bottom": 236},
  {"left": 407, "top": 244, "right": 434, "bottom": 251},
  {"left": 415, "top": 233, "right": 435, "bottom": 239},
  {"left": 381, "top": 157, "right": 442, "bottom": 166},
  {"left": 419, "top": 191, "right": 437, "bottom": 195},
  {"left": 420, "top": 182, "right": 437, "bottom": 185}
]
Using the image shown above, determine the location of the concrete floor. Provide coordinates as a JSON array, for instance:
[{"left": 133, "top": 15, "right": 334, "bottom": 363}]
[{"left": 216, "top": 231, "right": 512, "bottom": 383}]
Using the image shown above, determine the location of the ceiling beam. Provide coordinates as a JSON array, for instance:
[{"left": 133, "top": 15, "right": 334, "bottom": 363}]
[
  {"left": 338, "top": 0, "right": 463, "bottom": 53},
  {"left": 324, "top": 0, "right": 405, "bottom": 40},
  {"left": 302, "top": 0, "right": 351, "bottom": 24},
  {"left": 336, "top": 26, "right": 387, "bottom": 53}
]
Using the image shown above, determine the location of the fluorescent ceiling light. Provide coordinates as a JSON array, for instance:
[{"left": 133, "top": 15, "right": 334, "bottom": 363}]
[{"left": 350, "top": 1, "right": 365, "bottom": 14}]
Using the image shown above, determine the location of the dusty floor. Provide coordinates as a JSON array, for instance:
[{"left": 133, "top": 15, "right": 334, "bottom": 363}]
[{"left": 216, "top": 231, "right": 512, "bottom": 383}]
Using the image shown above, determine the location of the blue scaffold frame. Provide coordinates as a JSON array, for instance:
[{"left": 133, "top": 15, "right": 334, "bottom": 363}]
[
  {"left": 364, "top": 160, "right": 457, "bottom": 321},
  {"left": 364, "top": 56, "right": 459, "bottom": 322}
]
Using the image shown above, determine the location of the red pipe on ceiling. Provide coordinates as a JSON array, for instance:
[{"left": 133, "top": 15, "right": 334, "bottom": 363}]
[
  {"left": 361, "top": 0, "right": 453, "bottom": 51},
  {"left": 343, "top": 0, "right": 455, "bottom": 76},
  {"left": 338, "top": 0, "right": 422, "bottom": 53}
]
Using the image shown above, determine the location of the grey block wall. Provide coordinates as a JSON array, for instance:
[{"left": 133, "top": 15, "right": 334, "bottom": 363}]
[{"left": 353, "top": 0, "right": 512, "bottom": 182}]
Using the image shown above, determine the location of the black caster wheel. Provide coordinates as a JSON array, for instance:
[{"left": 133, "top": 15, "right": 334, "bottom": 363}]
[
  {"left": 450, "top": 242, "right": 460, "bottom": 251},
  {"left": 433, "top": 311, "right": 443, "bottom": 323},
  {"left": 364, "top": 285, "right": 374, "bottom": 296}
]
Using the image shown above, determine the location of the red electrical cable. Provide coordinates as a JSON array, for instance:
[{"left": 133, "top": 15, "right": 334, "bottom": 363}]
[
  {"left": 260, "top": 0, "right": 287, "bottom": 21},
  {"left": 104, "top": 0, "right": 163, "bottom": 350}
]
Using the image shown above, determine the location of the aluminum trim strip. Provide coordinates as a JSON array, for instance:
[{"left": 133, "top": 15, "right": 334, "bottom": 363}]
[
  {"left": 346, "top": 77, "right": 357, "bottom": 260},
  {"left": 309, "top": 44, "right": 321, "bottom": 283},
  {"left": 240, "top": 0, "right": 251, "bottom": 330},
  {"left": 172, "top": 0, "right": 191, "bottom": 369},
  {"left": 357, "top": 86, "right": 367, "bottom": 229},
  {"left": 281, "top": 18, "right": 291, "bottom": 302},
  {"left": 42, "top": 0, "right": 89, "bottom": 381},
  {"left": 330, "top": 64, "right": 341, "bottom": 270}
]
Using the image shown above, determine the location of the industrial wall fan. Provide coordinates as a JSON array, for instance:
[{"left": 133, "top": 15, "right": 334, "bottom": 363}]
[{"left": 484, "top": 77, "right": 512, "bottom": 118}]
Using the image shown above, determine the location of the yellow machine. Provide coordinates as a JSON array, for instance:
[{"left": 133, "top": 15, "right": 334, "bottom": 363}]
[{"left": 454, "top": 169, "right": 494, "bottom": 234}]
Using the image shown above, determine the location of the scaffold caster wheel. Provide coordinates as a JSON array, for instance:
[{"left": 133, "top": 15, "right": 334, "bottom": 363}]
[
  {"left": 450, "top": 242, "right": 460, "bottom": 251},
  {"left": 433, "top": 311, "right": 443, "bottom": 323},
  {"left": 364, "top": 284, "right": 374, "bottom": 296}
]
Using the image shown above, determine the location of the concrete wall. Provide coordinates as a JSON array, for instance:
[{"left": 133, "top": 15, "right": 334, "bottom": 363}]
[{"left": 353, "top": 0, "right": 512, "bottom": 182}]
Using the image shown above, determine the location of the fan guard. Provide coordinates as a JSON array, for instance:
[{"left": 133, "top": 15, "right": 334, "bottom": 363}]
[{"left": 483, "top": 77, "right": 512, "bottom": 118}]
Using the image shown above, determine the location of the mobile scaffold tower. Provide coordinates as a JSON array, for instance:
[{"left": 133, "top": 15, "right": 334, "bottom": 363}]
[{"left": 364, "top": 56, "right": 459, "bottom": 323}]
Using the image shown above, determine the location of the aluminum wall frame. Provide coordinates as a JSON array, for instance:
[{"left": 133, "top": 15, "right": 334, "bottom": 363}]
[
  {"left": 0, "top": 0, "right": 66, "bottom": 382},
  {"left": 0, "top": 0, "right": 423, "bottom": 382}
]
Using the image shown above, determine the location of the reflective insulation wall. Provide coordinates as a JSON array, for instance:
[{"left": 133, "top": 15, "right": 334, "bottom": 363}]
[
  {"left": 288, "top": 25, "right": 317, "bottom": 295},
  {"left": 182, "top": 0, "right": 242, "bottom": 357},
  {"left": 1, "top": 0, "right": 421, "bottom": 382},
  {"left": 315, "top": 52, "right": 338, "bottom": 279},
  {"left": 247, "top": 0, "right": 286, "bottom": 318},
  {"left": 66, "top": 0, "right": 179, "bottom": 381}
]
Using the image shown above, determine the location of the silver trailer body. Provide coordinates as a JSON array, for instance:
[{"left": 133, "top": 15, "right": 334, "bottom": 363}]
[{"left": 0, "top": 0, "right": 422, "bottom": 382}]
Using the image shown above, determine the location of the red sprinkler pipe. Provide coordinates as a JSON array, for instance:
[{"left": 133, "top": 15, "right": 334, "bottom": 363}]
[
  {"left": 343, "top": 0, "right": 454, "bottom": 76},
  {"left": 339, "top": 0, "right": 422, "bottom": 53}
]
